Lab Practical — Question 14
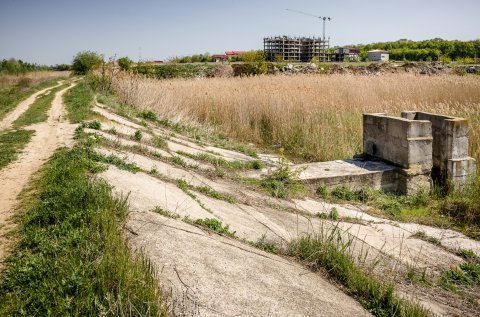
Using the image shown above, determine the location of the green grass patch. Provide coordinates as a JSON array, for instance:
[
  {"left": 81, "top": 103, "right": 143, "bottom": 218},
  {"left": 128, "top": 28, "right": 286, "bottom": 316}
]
[
  {"left": 411, "top": 231, "right": 441, "bottom": 246},
  {"left": 287, "top": 231, "right": 429, "bottom": 317},
  {"left": 193, "top": 185, "right": 236, "bottom": 203},
  {"left": 63, "top": 81, "right": 94, "bottom": 122},
  {"left": 0, "top": 78, "right": 64, "bottom": 121},
  {"left": 89, "top": 151, "right": 140, "bottom": 173},
  {"left": 151, "top": 206, "right": 180, "bottom": 219},
  {"left": 0, "top": 129, "right": 34, "bottom": 170},
  {"left": 319, "top": 182, "right": 480, "bottom": 240},
  {"left": 260, "top": 160, "right": 305, "bottom": 199},
  {"left": 96, "top": 93, "right": 140, "bottom": 119},
  {"left": 0, "top": 146, "right": 167, "bottom": 316},
  {"left": 439, "top": 263, "right": 480, "bottom": 290},
  {"left": 177, "top": 150, "right": 264, "bottom": 170},
  {"left": 194, "top": 218, "right": 236, "bottom": 238},
  {"left": 12, "top": 84, "right": 69, "bottom": 128},
  {"left": 252, "top": 234, "right": 281, "bottom": 254}
]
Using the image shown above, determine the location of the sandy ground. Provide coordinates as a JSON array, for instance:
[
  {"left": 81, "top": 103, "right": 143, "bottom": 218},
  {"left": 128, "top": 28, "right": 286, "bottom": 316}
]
[
  {"left": 0, "top": 83, "right": 76, "bottom": 264},
  {"left": 0, "top": 81, "right": 64, "bottom": 131}
]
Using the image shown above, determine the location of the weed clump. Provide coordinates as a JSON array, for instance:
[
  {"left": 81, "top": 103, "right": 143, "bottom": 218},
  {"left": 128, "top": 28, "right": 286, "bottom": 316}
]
[
  {"left": 439, "top": 263, "right": 480, "bottom": 289},
  {"left": 83, "top": 120, "right": 101, "bottom": 130},
  {"left": 139, "top": 110, "right": 157, "bottom": 121},
  {"left": 194, "top": 218, "right": 236, "bottom": 238},
  {"left": 287, "top": 231, "right": 429, "bottom": 317},
  {"left": 260, "top": 155, "right": 304, "bottom": 198},
  {"left": 133, "top": 129, "right": 143, "bottom": 141},
  {"left": 253, "top": 234, "right": 281, "bottom": 254}
]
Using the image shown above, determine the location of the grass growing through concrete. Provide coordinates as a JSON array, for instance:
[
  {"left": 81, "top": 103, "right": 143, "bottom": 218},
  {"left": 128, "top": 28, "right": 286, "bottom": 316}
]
[
  {"left": 0, "top": 146, "right": 167, "bottom": 316},
  {"left": 439, "top": 263, "right": 480, "bottom": 290},
  {"left": 193, "top": 218, "right": 236, "bottom": 238},
  {"left": 260, "top": 159, "right": 305, "bottom": 198},
  {"left": 176, "top": 150, "right": 264, "bottom": 170},
  {"left": 89, "top": 151, "right": 141, "bottom": 173},
  {"left": 321, "top": 184, "right": 480, "bottom": 239},
  {"left": 287, "top": 230, "right": 429, "bottom": 317},
  {"left": 63, "top": 81, "right": 94, "bottom": 122},
  {"left": 0, "top": 129, "right": 34, "bottom": 170},
  {"left": 12, "top": 84, "right": 69, "bottom": 128}
]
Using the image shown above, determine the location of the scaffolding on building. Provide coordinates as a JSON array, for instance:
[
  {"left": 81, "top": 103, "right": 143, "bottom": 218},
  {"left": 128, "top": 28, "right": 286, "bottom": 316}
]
[{"left": 263, "top": 36, "right": 330, "bottom": 62}]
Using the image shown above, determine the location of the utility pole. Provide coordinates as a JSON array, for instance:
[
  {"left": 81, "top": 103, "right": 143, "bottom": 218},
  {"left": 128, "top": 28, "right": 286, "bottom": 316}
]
[{"left": 286, "top": 9, "right": 332, "bottom": 62}]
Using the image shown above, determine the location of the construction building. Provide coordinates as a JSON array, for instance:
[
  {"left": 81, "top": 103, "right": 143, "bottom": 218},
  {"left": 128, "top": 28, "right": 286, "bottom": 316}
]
[
  {"left": 263, "top": 36, "right": 330, "bottom": 62},
  {"left": 333, "top": 47, "right": 360, "bottom": 62}
]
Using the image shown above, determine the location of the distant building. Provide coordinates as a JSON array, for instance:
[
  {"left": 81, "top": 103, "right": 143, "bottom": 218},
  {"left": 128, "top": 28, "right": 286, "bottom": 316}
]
[
  {"left": 333, "top": 47, "right": 360, "bottom": 62},
  {"left": 368, "top": 50, "right": 389, "bottom": 62},
  {"left": 263, "top": 36, "right": 330, "bottom": 62},
  {"left": 212, "top": 54, "right": 228, "bottom": 63},
  {"left": 225, "top": 51, "right": 242, "bottom": 57}
]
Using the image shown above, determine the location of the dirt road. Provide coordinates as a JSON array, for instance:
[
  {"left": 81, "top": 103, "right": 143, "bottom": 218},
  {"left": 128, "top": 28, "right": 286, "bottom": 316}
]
[
  {"left": 0, "top": 83, "right": 76, "bottom": 263},
  {"left": 0, "top": 81, "right": 64, "bottom": 131}
]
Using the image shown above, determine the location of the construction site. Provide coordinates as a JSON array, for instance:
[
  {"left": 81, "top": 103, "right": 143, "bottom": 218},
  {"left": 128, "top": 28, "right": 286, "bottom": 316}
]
[{"left": 263, "top": 36, "right": 331, "bottom": 62}]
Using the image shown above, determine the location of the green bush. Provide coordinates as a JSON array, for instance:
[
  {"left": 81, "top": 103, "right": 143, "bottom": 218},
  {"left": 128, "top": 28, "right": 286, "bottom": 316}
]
[
  {"left": 117, "top": 57, "right": 133, "bottom": 71},
  {"left": 72, "top": 51, "right": 103, "bottom": 75}
]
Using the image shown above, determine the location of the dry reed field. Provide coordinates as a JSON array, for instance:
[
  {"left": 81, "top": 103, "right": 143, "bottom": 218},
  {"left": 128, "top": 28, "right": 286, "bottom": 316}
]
[
  {"left": 112, "top": 73, "right": 480, "bottom": 163},
  {"left": 0, "top": 71, "right": 69, "bottom": 88}
]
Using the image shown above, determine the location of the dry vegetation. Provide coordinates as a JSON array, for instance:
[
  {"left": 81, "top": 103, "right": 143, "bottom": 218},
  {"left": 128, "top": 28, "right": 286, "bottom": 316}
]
[
  {"left": 111, "top": 73, "right": 480, "bottom": 163},
  {"left": 0, "top": 71, "right": 69, "bottom": 89}
]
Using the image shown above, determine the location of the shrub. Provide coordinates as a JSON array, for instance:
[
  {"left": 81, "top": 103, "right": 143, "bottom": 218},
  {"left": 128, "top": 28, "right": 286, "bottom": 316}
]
[
  {"left": 331, "top": 186, "right": 355, "bottom": 201},
  {"left": 139, "top": 111, "right": 157, "bottom": 121},
  {"left": 84, "top": 120, "right": 101, "bottom": 130},
  {"left": 316, "top": 186, "right": 328, "bottom": 199},
  {"left": 133, "top": 129, "right": 143, "bottom": 141},
  {"left": 72, "top": 51, "right": 103, "bottom": 75},
  {"left": 117, "top": 57, "right": 133, "bottom": 71}
]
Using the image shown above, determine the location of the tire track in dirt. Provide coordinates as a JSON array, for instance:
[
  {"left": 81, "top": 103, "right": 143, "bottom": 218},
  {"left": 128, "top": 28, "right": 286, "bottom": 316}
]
[
  {"left": 0, "top": 81, "right": 64, "bottom": 131},
  {"left": 0, "top": 83, "right": 77, "bottom": 264}
]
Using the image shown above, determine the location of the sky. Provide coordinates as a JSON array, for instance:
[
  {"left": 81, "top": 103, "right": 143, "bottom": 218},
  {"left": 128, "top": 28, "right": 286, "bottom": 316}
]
[{"left": 1, "top": 0, "right": 479, "bottom": 65}]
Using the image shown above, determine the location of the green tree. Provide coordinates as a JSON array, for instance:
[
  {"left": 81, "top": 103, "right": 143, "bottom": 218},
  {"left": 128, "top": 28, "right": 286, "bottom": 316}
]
[
  {"left": 240, "top": 50, "right": 267, "bottom": 75},
  {"left": 71, "top": 51, "right": 103, "bottom": 75},
  {"left": 4, "top": 58, "right": 21, "bottom": 75},
  {"left": 117, "top": 57, "right": 133, "bottom": 71}
]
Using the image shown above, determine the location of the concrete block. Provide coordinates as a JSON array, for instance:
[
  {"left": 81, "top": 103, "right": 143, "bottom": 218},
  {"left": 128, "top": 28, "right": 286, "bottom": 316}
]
[
  {"left": 401, "top": 111, "right": 416, "bottom": 120},
  {"left": 396, "top": 171, "right": 431, "bottom": 195},
  {"left": 363, "top": 111, "right": 473, "bottom": 194},
  {"left": 407, "top": 137, "right": 433, "bottom": 167},
  {"left": 407, "top": 121, "right": 431, "bottom": 138},
  {"left": 444, "top": 119, "right": 468, "bottom": 138},
  {"left": 447, "top": 157, "right": 476, "bottom": 178},
  {"left": 450, "top": 136, "right": 469, "bottom": 159},
  {"left": 387, "top": 118, "right": 409, "bottom": 139}
]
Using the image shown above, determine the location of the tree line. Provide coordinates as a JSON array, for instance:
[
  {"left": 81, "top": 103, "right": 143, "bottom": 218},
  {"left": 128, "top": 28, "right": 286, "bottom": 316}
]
[
  {"left": 348, "top": 38, "right": 480, "bottom": 62},
  {"left": 0, "top": 59, "right": 52, "bottom": 75}
]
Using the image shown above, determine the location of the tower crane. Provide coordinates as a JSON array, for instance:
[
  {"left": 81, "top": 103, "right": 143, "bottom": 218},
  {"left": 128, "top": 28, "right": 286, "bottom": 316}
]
[{"left": 285, "top": 8, "right": 331, "bottom": 42}]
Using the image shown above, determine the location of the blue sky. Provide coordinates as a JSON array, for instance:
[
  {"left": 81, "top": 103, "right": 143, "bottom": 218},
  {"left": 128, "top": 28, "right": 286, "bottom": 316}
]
[{"left": 1, "top": 0, "right": 479, "bottom": 65}]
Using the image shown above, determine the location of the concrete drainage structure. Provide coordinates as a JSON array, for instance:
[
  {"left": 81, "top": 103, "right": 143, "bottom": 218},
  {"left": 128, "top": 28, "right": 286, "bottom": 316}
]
[
  {"left": 363, "top": 112, "right": 476, "bottom": 194},
  {"left": 296, "top": 111, "right": 476, "bottom": 195}
]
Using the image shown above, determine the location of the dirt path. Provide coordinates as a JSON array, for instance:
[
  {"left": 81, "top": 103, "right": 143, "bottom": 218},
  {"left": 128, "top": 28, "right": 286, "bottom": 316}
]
[
  {"left": 0, "top": 84, "right": 76, "bottom": 264},
  {"left": 0, "top": 81, "right": 64, "bottom": 131}
]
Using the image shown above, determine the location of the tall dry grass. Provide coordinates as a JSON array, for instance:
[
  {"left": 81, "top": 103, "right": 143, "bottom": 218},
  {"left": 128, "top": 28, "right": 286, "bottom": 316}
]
[
  {"left": 0, "top": 71, "right": 70, "bottom": 89},
  {"left": 111, "top": 73, "right": 480, "bottom": 162}
]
